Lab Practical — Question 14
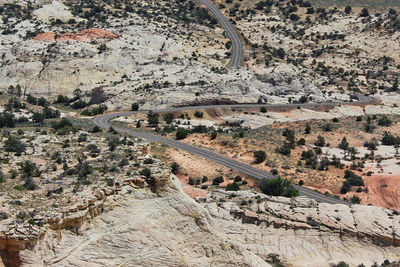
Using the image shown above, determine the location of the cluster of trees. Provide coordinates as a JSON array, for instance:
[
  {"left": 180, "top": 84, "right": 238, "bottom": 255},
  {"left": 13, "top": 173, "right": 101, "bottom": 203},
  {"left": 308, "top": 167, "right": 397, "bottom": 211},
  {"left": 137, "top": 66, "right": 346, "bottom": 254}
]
[
  {"left": 275, "top": 128, "right": 297, "bottom": 156},
  {"left": 381, "top": 131, "right": 400, "bottom": 146},
  {"left": 301, "top": 149, "right": 343, "bottom": 171},
  {"left": 81, "top": 104, "right": 107, "bottom": 116},
  {"left": 52, "top": 118, "right": 76, "bottom": 135},
  {"left": 4, "top": 135, "right": 26, "bottom": 155},
  {"left": 340, "top": 170, "right": 364, "bottom": 194},
  {"left": 0, "top": 112, "right": 15, "bottom": 128}
]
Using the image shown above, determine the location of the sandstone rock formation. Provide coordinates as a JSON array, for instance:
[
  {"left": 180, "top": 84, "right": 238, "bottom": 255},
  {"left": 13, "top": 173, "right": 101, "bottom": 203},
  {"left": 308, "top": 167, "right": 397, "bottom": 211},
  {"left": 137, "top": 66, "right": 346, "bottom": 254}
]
[
  {"left": 198, "top": 190, "right": 400, "bottom": 267},
  {"left": 2, "top": 167, "right": 400, "bottom": 266}
]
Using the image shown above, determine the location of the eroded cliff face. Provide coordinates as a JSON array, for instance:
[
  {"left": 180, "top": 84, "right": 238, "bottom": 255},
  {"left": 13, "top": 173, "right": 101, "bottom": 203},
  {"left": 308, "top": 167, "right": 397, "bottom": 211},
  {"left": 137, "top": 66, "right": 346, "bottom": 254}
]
[
  {"left": 198, "top": 190, "right": 400, "bottom": 267},
  {"left": 1, "top": 165, "right": 400, "bottom": 267},
  {"left": 1, "top": 172, "right": 269, "bottom": 267}
]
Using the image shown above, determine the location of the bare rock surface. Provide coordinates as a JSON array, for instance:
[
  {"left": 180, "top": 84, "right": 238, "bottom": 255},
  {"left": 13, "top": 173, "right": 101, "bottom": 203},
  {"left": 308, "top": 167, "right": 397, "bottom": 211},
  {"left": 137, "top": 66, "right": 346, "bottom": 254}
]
[
  {"left": 198, "top": 190, "right": 400, "bottom": 267},
  {"left": 18, "top": 176, "right": 269, "bottom": 267}
]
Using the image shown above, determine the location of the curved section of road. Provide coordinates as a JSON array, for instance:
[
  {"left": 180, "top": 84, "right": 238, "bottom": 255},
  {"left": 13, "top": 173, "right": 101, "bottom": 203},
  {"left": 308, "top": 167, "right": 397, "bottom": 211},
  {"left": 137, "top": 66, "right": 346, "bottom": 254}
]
[
  {"left": 93, "top": 96, "right": 374, "bottom": 205},
  {"left": 198, "top": 0, "right": 243, "bottom": 68}
]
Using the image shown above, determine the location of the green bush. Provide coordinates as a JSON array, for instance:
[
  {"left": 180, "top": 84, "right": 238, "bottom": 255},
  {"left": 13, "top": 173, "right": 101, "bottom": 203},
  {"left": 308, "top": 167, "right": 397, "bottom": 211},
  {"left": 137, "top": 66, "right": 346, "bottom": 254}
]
[
  {"left": 4, "top": 135, "right": 26, "bottom": 153},
  {"left": 171, "top": 162, "right": 180, "bottom": 174},
  {"left": 253, "top": 150, "right": 267, "bottom": 163},
  {"left": 259, "top": 176, "right": 299, "bottom": 197},
  {"left": 332, "top": 261, "right": 349, "bottom": 267},
  {"left": 338, "top": 137, "right": 349, "bottom": 150},
  {"left": 314, "top": 135, "right": 325, "bottom": 147},
  {"left": 275, "top": 145, "right": 291, "bottom": 155},
  {"left": 211, "top": 131, "right": 217, "bottom": 140},
  {"left": 176, "top": 128, "right": 189, "bottom": 140},
  {"left": 140, "top": 168, "right": 151, "bottom": 178},
  {"left": 194, "top": 111, "right": 204, "bottom": 118},
  {"left": 131, "top": 103, "right": 139, "bottom": 111},
  {"left": 350, "top": 195, "right": 361, "bottom": 204},
  {"left": 212, "top": 176, "right": 224, "bottom": 185},
  {"left": 297, "top": 138, "right": 306, "bottom": 146},
  {"left": 147, "top": 111, "right": 159, "bottom": 127},
  {"left": 226, "top": 182, "right": 240, "bottom": 191}
]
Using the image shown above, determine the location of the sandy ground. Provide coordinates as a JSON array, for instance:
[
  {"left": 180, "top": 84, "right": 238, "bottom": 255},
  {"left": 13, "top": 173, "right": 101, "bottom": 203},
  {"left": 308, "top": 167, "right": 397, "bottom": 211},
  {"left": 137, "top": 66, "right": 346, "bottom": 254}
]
[
  {"left": 32, "top": 28, "right": 119, "bottom": 42},
  {"left": 162, "top": 148, "right": 256, "bottom": 198}
]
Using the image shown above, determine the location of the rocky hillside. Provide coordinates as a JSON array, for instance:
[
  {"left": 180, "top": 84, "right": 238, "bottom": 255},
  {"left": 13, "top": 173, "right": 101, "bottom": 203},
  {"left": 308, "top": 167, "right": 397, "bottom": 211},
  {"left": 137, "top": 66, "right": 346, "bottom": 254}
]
[
  {"left": 2, "top": 147, "right": 399, "bottom": 266},
  {"left": 0, "top": 0, "right": 354, "bottom": 110}
]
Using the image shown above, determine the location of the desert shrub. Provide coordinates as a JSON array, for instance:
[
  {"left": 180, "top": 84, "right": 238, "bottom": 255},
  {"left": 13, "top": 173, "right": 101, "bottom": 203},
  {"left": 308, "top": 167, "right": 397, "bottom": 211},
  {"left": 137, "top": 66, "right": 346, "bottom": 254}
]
[
  {"left": 378, "top": 116, "right": 392, "bottom": 126},
  {"left": 211, "top": 131, "right": 217, "bottom": 140},
  {"left": 297, "top": 138, "right": 306, "bottom": 146},
  {"left": 275, "top": 145, "right": 291, "bottom": 155},
  {"left": 314, "top": 135, "right": 325, "bottom": 147},
  {"left": 140, "top": 168, "right": 151, "bottom": 178},
  {"left": 194, "top": 111, "right": 204, "bottom": 118},
  {"left": 119, "top": 158, "right": 129, "bottom": 167},
  {"left": 259, "top": 176, "right": 299, "bottom": 197},
  {"left": 322, "top": 123, "right": 332, "bottom": 132},
  {"left": 305, "top": 123, "right": 311, "bottom": 134},
  {"left": 344, "top": 170, "right": 364, "bottom": 186},
  {"left": 212, "top": 176, "right": 224, "bottom": 185},
  {"left": 176, "top": 128, "right": 189, "bottom": 140},
  {"left": 253, "top": 150, "right": 267, "bottom": 163},
  {"left": 350, "top": 195, "right": 361, "bottom": 204},
  {"left": 171, "top": 162, "right": 180, "bottom": 174},
  {"left": 332, "top": 261, "right": 350, "bottom": 267},
  {"left": 108, "top": 136, "right": 119, "bottom": 151},
  {"left": 4, "top": 135, "right": 26, "bottom": 154},
  {"left": 381, "top": 131, "right": 400, "bottom": 146},
  {"left": 234, "top": 175, "right": 242, "bottom": 182},
  {"left": 364, "top": 139, "right": 378, "bottom": 150},
  {"left": 163, "top": 113, "right": 174, "bottom": 124},
  {"left": 131, "top": 103, "right": 139, "bottom": 111},
  {"left": 147, "top": 111, "right": 159, "bottom": 127},
  {"left": 360, "top": 8, "right": 369, "bottom": 17},
  {"left": 226, "top": 182, "right": 240, "bottom": 191},
  {"left": 144, "top": 158, "right": 154, "bottom": 164},
  {"left": 338, "top": 137, "right": 349, "bottom": 150},
  {"left": 23, "top": 177, "right": 37, "bottom": 190}
]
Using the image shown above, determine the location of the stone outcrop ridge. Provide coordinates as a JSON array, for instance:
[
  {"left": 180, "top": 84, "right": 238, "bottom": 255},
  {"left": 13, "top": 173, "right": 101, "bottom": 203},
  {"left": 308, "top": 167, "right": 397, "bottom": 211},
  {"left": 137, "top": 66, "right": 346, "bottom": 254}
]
[
  {"left": 0, "top": 157, "right": 169, "bottom": 267},
  {"left": 31, "top": 28, "right": 119, "bottom": 42},
  {"left": 208, "top": 191, "right": 400, "bottom": 247},
  {"left": 198, "top": 190, "right": 400, "bottom": 266}
]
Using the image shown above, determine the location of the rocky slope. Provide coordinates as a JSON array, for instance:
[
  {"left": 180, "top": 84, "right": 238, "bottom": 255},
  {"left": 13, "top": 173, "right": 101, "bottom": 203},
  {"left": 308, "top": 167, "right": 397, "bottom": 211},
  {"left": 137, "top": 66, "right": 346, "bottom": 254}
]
[
  {"left": 0, "top": 0, "right": 341, "bottom": 110},
  {"left": 2, "top": 161, "right": 400, "bottom": 266},
  {"left": 1, "top": 167, "right": 269, "bottom": 267},
  {"left": 199, "top": 190, "right": 400, "bottom": 267}
]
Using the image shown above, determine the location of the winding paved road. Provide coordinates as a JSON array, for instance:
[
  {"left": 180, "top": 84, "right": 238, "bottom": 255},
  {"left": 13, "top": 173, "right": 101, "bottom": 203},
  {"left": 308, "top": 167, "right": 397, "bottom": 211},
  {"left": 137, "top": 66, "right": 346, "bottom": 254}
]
[
  {"left": 94, "top": 96, "right": 374, "bottom": 205},
  {"left": 198, "top": 0, "right": 243, "bottom": 68},
  {"left": 93, "top": 2, "right": 376, "bottom": 205}
]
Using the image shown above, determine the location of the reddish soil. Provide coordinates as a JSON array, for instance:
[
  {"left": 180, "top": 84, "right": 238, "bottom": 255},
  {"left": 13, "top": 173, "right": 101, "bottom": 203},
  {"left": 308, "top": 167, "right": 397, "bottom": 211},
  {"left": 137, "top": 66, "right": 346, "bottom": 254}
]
[
  {"left": 32, "top": 28, "right": 119, "bottom": 42},
  {"left": 361, "top": 175, "right": 400, "bottom": 211}
]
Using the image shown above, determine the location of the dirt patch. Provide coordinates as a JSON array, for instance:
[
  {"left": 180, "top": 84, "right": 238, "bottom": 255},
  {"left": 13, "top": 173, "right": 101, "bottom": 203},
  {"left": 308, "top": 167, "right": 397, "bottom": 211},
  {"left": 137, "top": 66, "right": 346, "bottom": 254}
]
[
  {"left": 360, "top": 175, "right": 400, "bottom": 211},
  {"left": 32, "top": 28, "right": 119, "bottom": 42}
]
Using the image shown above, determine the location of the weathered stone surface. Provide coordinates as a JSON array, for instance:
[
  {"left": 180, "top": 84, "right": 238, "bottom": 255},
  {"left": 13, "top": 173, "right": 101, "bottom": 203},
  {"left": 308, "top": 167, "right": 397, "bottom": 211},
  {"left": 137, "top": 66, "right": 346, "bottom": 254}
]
[{"left": 201, "top": 190, "right": 400, "bottom": 267}]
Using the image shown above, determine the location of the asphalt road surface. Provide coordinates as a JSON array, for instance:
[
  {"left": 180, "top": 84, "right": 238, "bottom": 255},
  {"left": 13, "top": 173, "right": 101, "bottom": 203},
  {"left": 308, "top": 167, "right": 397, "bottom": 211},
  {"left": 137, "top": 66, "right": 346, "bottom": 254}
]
[
  {"left": 93, "top": 96, "right": 374, "bottom": 205},
  {"left": 198, "top": 0, "right": 243, "bottom": 68}
]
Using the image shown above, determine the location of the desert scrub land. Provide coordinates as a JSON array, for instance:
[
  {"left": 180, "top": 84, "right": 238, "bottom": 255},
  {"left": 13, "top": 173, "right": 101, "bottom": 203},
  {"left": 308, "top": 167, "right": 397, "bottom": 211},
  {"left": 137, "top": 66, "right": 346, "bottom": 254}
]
[
  {"left": 0, "top": 0, "right": 373, "bottom": 111},
  {"left": 217, "top": 0, "right": 400, "bottom": 95},
  {"left": 113, "top": 101, "right": 400, "bottom": 210},
  {"left": 179, "top": 112, "right": 400, "bottom": 209},
  {"left": 0, "top": 92, "right": 171, "bottom": 236}
]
